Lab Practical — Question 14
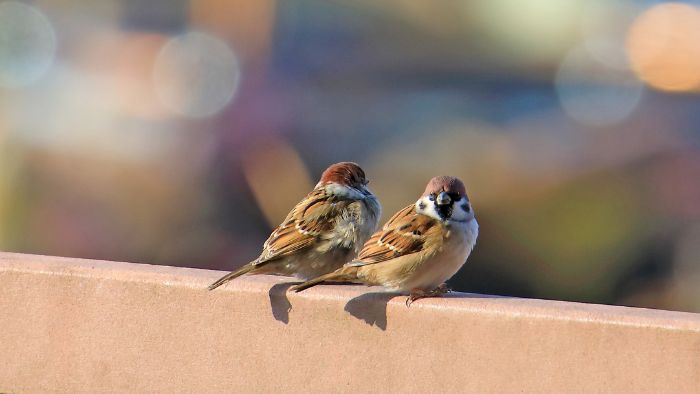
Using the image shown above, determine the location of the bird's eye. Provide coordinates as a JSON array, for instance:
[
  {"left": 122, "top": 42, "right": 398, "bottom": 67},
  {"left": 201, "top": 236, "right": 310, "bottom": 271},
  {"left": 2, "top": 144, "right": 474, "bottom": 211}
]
[{"left": 429, "top": 194, "right": 436, "bottom": 201}]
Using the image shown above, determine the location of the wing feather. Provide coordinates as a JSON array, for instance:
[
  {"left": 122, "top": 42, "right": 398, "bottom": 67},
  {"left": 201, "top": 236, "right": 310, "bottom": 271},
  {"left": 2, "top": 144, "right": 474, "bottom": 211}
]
[
  {"left": 255, "top": 188, "right": 350, "bottom": 263},
  {"left": 350, "top": 204, "right": 438, "bottom": 266}
]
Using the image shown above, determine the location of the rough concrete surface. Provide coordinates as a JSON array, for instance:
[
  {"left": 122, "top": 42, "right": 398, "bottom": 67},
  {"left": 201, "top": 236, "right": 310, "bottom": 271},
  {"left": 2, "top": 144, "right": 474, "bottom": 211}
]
[{"left": 1, "top": 252, "right": 699, "bottom": 393}]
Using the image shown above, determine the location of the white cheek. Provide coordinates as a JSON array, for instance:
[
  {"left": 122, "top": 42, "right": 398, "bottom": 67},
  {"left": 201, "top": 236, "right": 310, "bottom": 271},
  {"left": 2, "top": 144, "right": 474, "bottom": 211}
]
[
  {"left": 449, "top": 197, "right": 473, "bottom": 222},
  {"left": 416, "top": 196, "right": 474, "bottom": 222},
  {"left": 415, "top": 196, "right": 442, "bottom": 221}
]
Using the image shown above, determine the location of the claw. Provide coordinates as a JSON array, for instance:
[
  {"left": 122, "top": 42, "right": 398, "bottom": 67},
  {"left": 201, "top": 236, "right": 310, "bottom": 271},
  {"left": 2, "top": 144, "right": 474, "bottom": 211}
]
[
  {"left": 406, "top": 289, "right": 427, "bottom": 307},
  {"left": 405, "top": 294, "right": 421, "bottom": 308},
  {"left": 405, "top": 284, "right": 451, "bottom": 307}
]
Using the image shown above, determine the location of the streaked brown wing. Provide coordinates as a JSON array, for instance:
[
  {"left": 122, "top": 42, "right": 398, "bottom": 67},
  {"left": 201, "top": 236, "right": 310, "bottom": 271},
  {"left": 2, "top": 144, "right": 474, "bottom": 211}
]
[
  {"left": 255, "top": 188, "right": 349, "bottom": 264},
  {"left": 350, "top": 204, "right": 438, "bottom": 266}
]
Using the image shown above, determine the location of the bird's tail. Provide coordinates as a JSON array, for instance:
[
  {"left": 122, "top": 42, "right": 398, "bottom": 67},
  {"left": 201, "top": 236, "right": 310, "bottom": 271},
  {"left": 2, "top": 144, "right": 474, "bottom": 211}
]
[
  {"left": 208, "top": 263, "right": 257, "bottom": 291},
  {"left": 292, "top": 267, "right": 358, "bottom": 293}
]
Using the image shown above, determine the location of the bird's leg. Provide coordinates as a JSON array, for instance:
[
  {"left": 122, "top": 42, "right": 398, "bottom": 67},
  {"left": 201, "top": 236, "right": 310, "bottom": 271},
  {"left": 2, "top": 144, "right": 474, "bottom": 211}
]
[{"left": 405, "top": 283, "right": 451, "bottom": 307}]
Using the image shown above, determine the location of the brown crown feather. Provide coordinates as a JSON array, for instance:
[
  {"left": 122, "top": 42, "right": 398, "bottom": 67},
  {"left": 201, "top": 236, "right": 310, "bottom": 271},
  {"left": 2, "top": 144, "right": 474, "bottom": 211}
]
[
  {"left": 422, "top": 176, "right": 467, "bottom": 198},
  {"left": 319, "top": 162, "right": 367, "bottom": 187}
]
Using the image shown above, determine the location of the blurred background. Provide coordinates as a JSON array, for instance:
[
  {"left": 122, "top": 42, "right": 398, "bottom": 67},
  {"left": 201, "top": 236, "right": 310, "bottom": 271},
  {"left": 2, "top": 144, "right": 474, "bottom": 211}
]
[{"left": 1, "top": 0, "right": 699, "bottom": 312}]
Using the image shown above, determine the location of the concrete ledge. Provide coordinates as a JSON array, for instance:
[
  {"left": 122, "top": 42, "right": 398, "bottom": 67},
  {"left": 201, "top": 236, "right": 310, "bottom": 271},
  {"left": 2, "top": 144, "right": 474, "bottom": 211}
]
[{"left": 1, "top": 252, "right": 699, "bottom": 393}]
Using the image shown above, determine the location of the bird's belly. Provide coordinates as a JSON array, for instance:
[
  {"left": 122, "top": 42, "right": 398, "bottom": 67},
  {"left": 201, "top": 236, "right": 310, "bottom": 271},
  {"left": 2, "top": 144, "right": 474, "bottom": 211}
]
[
  {"left": 402, "top": 247, "right": 469, "bottom": 291},
  {"left": 396, "top": 221, "right": 476, "bottom": 291},
  {"left": 279, "top": 247, "right": 352, "bottom": 280}
]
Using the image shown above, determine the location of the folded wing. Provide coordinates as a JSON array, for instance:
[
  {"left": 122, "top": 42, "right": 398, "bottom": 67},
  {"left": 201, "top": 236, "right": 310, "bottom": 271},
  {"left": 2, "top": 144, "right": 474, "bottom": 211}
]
[
  {"left": 255, "top": 188, "right": 351, "bottom": 264},
  {"left": 348, "top": 204, "right": 439, "bottom": 266}
]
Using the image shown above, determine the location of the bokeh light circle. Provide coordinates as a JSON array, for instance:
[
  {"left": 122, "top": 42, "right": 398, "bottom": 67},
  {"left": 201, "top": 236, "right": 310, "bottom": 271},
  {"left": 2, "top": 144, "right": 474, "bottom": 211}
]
[
  {"left": 580, "top": 0, "right": 640, "bottom": 70},
  {"left": 0, "top": 2, "right": 56, "bottom": 88},
  {"left": 153, "top": 31, "right": 241, "bottom": 118},
  {"left": 627, "top": 3, "right": 700, "bottom": 92},
  {"left": 555, "top": 46, "right": 643, "bottom": 127},
  {"left": 471, "top": 0, "right": 582, "bottom": 63}
]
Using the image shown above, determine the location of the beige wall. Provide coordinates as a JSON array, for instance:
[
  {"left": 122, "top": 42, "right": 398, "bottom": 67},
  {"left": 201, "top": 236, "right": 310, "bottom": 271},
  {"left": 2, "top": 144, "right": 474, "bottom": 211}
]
[{"left": 1, "top": 252, "right": 699, "bottom": 393}]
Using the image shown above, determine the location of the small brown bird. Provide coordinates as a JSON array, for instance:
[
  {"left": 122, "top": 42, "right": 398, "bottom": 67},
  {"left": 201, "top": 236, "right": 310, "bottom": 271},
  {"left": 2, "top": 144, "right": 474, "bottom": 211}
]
[
  {"left": 208, "top": 162, "right": 381, "bottom": 291},
  {"left": 293, "top": 176, "right": 478, "bottom": 305}
]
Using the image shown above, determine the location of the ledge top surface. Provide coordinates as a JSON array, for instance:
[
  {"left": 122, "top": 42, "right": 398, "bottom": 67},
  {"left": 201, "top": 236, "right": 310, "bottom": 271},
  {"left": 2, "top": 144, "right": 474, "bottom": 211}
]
[{"left": 2, "top": 251, "right": 699, "bottom": 331}]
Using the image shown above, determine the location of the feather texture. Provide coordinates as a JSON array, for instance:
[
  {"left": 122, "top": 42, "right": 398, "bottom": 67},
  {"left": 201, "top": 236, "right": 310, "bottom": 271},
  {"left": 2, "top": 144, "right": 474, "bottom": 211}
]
[
  {"left": 294, "top": 175, "right": 478, "bottom": 298},
  {"left": 349, "top": 204, "right": 439, "bottom": 266},
  {"left": 208, "top": 162, "right": 381, "bottom": 290},
  {"left": 257, "top": 188, "right": 350, "bottom": 263}
]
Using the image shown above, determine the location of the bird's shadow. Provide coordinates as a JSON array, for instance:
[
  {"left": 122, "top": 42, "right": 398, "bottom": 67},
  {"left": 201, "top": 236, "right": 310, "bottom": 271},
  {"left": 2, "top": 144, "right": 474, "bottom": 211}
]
[
  {"left": 268, "top": 282, "right": 300, "bottom": 324},
  {"left": 343, "top": 291, "right": 497, "bottom": 331},
  {"left": 270, "top": 281, "right": 496, "bottom": 329},
  {"left": 343, "top": 292, "right": 401, "bottom": 331}
]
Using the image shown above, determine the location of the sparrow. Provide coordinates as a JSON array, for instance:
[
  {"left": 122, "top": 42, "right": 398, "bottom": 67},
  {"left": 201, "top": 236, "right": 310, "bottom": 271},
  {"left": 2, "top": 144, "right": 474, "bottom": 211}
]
[
  {"left": 292, "top": 176, "right": 478, "bottom": 305},
  {"left": 208, "top": 162, "right": 381, "bottom": 291}
]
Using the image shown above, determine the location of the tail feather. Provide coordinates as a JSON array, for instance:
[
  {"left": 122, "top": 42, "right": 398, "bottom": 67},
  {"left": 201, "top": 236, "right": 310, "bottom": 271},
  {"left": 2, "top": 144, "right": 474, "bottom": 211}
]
[
  {"left": 208, "top": 263, "right": 257, "bottom": 291},
  {"left": 292, "top": 268, "right": 357, "bottom": 293}
]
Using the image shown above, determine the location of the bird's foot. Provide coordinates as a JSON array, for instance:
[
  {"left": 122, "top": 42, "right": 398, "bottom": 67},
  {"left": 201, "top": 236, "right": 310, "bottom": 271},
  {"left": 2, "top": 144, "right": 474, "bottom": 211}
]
[
  {"left": 432, "top": 283, "right": 451, "bottom": 296},
  {"left": 405, "top": 284, "right": 451, "bottom": 307}
]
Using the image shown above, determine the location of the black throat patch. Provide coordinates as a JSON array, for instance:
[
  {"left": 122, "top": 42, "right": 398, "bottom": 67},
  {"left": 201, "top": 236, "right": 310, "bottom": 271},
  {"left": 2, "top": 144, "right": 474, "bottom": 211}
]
[{"left": 435, "top": 202, "right": 453, "bottom": 221}]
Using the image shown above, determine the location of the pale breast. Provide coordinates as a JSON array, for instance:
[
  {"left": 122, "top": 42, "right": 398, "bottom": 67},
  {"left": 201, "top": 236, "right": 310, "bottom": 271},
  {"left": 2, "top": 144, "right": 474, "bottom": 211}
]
[{"left": 397, "top": 218, "right": 478, "bottom": 291}]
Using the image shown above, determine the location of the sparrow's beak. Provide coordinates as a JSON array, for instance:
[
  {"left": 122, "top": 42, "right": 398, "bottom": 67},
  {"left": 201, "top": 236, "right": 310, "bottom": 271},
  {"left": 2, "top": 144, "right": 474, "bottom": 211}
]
[{"left": 436, "top": 192, "right": 451, "bottom": 206}]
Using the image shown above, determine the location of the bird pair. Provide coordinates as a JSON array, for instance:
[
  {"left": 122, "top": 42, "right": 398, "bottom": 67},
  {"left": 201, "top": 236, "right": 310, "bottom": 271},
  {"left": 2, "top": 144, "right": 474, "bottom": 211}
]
[{"left": 208, "top": 162, "right": 478, "bottom": 305}]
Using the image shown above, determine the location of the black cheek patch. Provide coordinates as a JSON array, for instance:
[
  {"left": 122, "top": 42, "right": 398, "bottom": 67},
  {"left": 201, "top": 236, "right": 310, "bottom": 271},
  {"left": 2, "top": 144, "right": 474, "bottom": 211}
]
[{"left": 461, "top": 203, "right": 470, "bottom": 213}]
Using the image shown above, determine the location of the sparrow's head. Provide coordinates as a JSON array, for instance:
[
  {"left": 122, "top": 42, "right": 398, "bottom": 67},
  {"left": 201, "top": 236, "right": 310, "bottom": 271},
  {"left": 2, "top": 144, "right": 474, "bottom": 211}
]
[
  {"left": 416, "top": 176, "right": 474, "bottom": 222},
  {"left": 318, "top": 162, "right": 369, "bottom": 190}
]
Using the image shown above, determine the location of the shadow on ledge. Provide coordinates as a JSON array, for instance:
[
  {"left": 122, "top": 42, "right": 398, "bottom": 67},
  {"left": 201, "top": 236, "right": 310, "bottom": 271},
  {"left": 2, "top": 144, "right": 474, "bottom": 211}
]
[
  {"left": 344, "top": 292, "right": 401, "bottom": 331},
  {"left": 344, "top": 291, "right": 501, "bottom": 331},
  {"left": 268, "top": 282, "right": 300, "bottom": 324}
]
